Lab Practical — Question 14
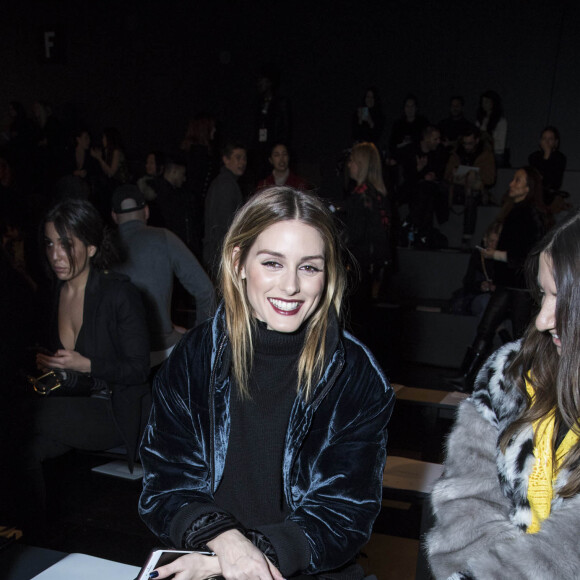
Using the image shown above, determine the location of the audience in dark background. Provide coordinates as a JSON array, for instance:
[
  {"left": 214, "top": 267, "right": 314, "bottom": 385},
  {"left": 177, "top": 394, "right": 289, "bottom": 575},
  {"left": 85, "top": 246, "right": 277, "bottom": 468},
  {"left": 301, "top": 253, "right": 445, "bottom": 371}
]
[
  {"left": 445, "top": 126, "right": 496, "bottom": 245},
  {"left": 476, "top": 90, "right": 508, "bottom": 168},
  {"left": 397, "top": 125, "right": 449, "bottom": 246},
  {"left": 389, "top": 94, "right": 429, "bottom": 156},
  {"left": 203, "top": 142, "right": 247, "bottom": 278},
  {"left": 352, "top": 86, "right": 385, "bottom": 149},
  {"left": 69, "top": 127, "right": 98, "bottom": 188},
  {"left": 438, "top": 96, "right": 473, "bottom": 150},
  {"left": 449, "top": 221, "right": 501, "bottom": 318},
  {"left": 136, "top": 150, "right": 165, "bottom": 202},
  {"left": 342, "top": 141, "right": 391, "bottom": 310},
  {"left": 180, "top": 114, "right": 219, "bottom": 202},
  {"left": 150, "top": 154, "right": 196, "bottom": 253},
  {"left": 528, "top": 125, "right": 567, "bottom": 208},
  {"left": 251, "top": 64, "right": 291, "bottom": 184},
  {"left": 257, "top": 142, "right": 308, "bottom": 190},
  {"left": 180, "top": 114, "right": 220, "bottom": 243},
  {"left": 90, "top": 127, "right": 131, "bottom": 218}
]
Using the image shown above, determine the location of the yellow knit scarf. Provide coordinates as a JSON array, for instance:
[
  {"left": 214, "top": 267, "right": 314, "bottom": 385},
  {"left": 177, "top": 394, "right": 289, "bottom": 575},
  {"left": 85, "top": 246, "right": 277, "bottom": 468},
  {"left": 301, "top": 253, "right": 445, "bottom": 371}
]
[{"left": 526, "top": 377, "right": 579, "bottom": 533}]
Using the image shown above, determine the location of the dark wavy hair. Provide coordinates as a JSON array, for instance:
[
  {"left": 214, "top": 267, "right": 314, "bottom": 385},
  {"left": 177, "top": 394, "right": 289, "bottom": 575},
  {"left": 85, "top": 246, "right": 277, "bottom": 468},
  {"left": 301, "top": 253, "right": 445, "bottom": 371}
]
[
  {"left": 361, "top": 86, "right": 382, "bottom": 112},
  {"left": 476, "top": 90, "right": 504, "bottom": 134},
  {"left": 41, "top": 198, "right": 119, "bottom": 276},
  {"left": 501, "top": 209, "right": 580, "bottom": 497},
  {"left": 496, "top": 166, "right": 546, "bottom": 225},
  {"left": 102, "top": 127, "right": 124, "bottom": 164}
]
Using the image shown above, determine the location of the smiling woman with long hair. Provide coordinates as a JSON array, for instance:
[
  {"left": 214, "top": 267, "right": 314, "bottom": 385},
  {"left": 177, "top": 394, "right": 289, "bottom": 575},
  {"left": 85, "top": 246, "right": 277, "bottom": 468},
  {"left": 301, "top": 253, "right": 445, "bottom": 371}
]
[
  {"left": 428, "top": 209, "right": 580, "bottom": 579},
  {"left": 139, "top": 186, "right": 393, "bottom": 580}
]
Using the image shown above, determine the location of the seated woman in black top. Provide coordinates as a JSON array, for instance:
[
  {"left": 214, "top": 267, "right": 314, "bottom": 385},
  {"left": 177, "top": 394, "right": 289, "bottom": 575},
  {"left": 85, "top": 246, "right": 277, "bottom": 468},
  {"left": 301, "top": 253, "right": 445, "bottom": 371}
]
[
  {"left": 528, "top": 125, "right": 567, "bottom": 208},
  {"left": 450, "top": 167, "right": 546, "bottom": 390},
  {"left": 352, "top": 86, "right": 385, "bottom": 148},
  {"left": 139, "top": 187, "right": 393, "bottom": 579},
  {"left": 22, "top": 199, "right": 149, "bottom": 525}
]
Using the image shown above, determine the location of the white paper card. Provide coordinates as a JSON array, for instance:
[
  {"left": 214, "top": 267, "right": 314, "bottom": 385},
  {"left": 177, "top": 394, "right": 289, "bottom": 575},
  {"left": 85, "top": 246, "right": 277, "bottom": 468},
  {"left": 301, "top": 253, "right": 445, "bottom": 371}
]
[{"left": 31, "top": 553, "right": 139, "bottom": 579}]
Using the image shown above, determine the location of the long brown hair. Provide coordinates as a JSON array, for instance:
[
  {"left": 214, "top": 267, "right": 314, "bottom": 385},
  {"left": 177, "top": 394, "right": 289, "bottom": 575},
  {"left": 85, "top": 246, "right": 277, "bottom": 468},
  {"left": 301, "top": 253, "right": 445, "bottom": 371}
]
[
  {"left": 220, "top": 187, "right": 347, "bottom": 400},
  {"left": 496, "top": 166, "right": 548, "bottom": 227},
  {"left": 501, "top": 209, "right": 580, "bottom": 496}
]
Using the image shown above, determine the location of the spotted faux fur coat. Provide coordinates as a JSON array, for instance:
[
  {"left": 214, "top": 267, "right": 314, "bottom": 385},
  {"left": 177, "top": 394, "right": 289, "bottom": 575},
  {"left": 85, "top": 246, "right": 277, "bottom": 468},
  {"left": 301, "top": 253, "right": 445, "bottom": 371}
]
[{"left": 426, "top": 340, "right": 580, "bottom": 580}]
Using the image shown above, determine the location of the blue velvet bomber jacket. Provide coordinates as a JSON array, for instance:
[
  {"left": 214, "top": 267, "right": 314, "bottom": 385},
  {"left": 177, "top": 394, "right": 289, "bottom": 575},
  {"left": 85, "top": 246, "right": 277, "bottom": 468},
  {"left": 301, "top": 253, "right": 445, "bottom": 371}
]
[{"left": 139, "top": 306, "right": 394, "bottom": 577}]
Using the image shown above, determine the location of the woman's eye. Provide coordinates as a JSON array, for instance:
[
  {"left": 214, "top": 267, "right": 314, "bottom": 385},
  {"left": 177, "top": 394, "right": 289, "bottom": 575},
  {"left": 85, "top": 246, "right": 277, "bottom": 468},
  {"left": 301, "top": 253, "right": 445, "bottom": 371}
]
[
  {"left": 262, "top": 261, "right": 281, "bottom": 269},
  {"left": 301, "top": 264, "right": 321, "bottom": 274}
]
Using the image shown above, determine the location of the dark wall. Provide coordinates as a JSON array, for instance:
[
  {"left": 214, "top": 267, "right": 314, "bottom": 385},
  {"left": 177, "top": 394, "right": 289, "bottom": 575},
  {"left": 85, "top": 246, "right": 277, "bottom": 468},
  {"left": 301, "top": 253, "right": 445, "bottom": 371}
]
[{"left": 2, "top": 0, "right": 578, "bottom": 196}]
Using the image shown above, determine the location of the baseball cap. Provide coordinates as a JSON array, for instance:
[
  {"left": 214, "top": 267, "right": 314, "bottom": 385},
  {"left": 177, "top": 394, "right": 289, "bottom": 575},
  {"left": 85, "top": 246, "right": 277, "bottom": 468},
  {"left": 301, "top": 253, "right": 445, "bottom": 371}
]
[{"left": 112, "top": 184, "right": 146, "bottom": 214}]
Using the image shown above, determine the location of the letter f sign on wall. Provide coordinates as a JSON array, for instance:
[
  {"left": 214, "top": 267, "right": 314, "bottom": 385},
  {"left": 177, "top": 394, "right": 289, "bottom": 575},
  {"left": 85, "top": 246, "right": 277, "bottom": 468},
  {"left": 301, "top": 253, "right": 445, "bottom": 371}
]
[
  {"left": 38, "top": 27, "right": 65, "bottom": 63},
  {"left": 44, "top": 31, "right": 55, "bottom": 59}
]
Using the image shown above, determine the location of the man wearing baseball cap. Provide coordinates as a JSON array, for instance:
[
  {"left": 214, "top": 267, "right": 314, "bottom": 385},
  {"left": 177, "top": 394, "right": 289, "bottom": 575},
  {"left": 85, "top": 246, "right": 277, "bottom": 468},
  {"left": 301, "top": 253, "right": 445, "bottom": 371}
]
[{"left": 111, "top": 184, "right": 215, "bottom": 368}]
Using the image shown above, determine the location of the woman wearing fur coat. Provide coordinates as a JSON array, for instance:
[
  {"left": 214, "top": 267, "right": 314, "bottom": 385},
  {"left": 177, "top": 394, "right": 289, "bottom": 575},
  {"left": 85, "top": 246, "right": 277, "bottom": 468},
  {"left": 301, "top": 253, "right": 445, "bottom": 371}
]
[{"left": 427, "top": 209, "right": 580, "bottom": 579}]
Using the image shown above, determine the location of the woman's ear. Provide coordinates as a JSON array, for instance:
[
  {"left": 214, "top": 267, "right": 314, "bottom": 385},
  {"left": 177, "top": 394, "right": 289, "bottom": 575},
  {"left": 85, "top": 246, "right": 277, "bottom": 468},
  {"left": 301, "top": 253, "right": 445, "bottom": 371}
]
[
  {"left": 232, "top": 247, "right": 246, "bottom": 279},
  {"left": 88, "top": 245, "right": 97, "bottom": 258}
]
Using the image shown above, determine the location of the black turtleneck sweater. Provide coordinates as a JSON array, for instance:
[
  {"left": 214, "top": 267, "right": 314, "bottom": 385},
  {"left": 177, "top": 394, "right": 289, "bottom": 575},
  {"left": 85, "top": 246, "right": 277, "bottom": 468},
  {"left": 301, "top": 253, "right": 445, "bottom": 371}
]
[{"left": 214, "top": 321, "right": 305, "bottom": 528}]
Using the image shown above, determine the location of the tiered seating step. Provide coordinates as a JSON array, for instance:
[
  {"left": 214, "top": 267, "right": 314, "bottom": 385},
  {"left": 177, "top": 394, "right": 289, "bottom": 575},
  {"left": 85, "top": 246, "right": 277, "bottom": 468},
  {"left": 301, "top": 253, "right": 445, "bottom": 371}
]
[
  {"left": 393, "top": 384, "right": 467, "bottom": 410},
  {"left": 383, "top": 456, "right": 443, "bottom": 498},
  {"left": 398, "top": 309, "right": 478, "bottom": 367},
  {"left": 438, "top": 205, "right": 500, "bottom": 248},
  {"left": 393, "top": 248, "right": 469, "bottom": 301}
]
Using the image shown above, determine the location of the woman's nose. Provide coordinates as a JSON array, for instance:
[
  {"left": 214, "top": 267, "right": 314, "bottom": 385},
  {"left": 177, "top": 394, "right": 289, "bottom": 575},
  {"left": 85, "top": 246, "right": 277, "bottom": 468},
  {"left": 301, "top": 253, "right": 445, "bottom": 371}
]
[
  {"left": 281, "top": 270, "right": 299, "bottom": 295},
  {"left": 50, "top": 244, "right": 64, "bottom": 262},
  {"left": 535, "top": 297, "right": 556, "bottom": 333}
]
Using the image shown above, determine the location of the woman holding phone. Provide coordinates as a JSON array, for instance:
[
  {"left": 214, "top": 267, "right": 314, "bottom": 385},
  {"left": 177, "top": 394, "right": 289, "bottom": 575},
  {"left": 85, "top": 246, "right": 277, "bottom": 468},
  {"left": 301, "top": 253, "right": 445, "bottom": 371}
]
[
  {"left": 139, "top": 186, "right": 393, "bottom": 579},
  {"left": 21, "top": 198, "right": 149, "bottom": 528}
]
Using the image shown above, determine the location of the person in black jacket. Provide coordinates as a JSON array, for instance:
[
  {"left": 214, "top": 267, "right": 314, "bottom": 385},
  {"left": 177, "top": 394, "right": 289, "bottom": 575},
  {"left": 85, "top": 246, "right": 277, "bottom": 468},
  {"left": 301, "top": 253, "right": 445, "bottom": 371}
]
[
  {"left": 449, "top": 167, "right": 546, "bottom": 390},
  {"left": 528, "top": 126, "right": 567, "bottom": 208},
  {"left": 21, "top": 198, "right": 149, "bottom": 528},
  {"left": 139, "top": 187, "right": 393, "bottom": 580},
  {"left": 352, "top": 87, "right": 385, "bottom": 148}
]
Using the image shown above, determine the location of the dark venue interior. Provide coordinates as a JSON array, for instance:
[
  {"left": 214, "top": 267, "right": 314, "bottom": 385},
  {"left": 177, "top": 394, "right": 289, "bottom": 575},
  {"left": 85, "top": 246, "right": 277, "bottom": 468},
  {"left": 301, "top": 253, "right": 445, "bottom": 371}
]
[{"left": 1, "top": 1, "right": 579, "bottom": 578}]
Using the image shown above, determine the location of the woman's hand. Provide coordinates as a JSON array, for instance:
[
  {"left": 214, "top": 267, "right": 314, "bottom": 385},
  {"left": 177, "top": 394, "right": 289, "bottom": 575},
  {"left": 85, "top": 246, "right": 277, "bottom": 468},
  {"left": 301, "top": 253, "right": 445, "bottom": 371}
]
[
  {"left": 207, "top": 529, "right": 284, "bottom": 580},
  {"left": 480, "top": 248, "right": 507, "bottom": 262},
  {"left": 36, "top": 349, "right": 92, "bottom": 373},
  {"left": 416, "top": 154, "right": 428, "bottom": 173},
  {"left": 540, "top": 140, "right": 553, "bottom": 159},
  {"left": 150, "top": 552, "right": 221, "bottom": 580},
  {"left": 479, "top": 246, "right": 495, "bottom": 260},
  {"left": 90, "top": 146, "right": 102, "bottom": 160}
]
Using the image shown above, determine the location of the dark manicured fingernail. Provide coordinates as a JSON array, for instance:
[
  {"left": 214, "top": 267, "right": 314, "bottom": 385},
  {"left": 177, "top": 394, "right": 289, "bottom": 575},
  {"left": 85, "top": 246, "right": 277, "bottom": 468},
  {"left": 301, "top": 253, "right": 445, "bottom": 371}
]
[{"left": 149, "top": 572, "right": 159, "bottom": 579}]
